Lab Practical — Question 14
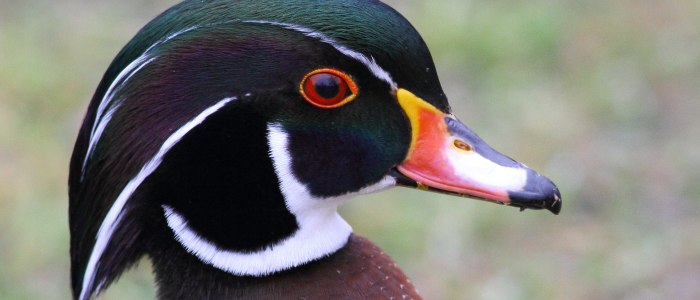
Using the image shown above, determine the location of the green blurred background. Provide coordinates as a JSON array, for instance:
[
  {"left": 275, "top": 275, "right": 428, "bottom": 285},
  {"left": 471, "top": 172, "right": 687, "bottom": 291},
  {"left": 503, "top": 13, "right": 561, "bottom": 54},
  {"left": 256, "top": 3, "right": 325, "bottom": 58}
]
[{"left": 1, "top": 0, "right": 699, "bottom": 299}]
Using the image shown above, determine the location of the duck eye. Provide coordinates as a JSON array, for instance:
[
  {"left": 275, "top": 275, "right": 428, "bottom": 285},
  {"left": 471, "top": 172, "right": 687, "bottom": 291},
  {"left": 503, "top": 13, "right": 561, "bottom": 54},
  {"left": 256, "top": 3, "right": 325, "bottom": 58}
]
[{"left": 300, "top": 69, "right": 358, "bottom": 108}]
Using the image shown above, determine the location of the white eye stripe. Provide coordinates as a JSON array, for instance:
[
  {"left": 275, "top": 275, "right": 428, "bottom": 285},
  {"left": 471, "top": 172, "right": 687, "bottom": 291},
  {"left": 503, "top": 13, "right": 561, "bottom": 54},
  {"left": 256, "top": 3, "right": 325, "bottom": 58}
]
[
  {"left": 243, "top": 20, "right": 398, "bottom": 90},
  {"left": 82, "top": 20, "right": 397, "bottom": 180},
  {"left": 78, "top": 96, "right": 235, "bottom": 300}
]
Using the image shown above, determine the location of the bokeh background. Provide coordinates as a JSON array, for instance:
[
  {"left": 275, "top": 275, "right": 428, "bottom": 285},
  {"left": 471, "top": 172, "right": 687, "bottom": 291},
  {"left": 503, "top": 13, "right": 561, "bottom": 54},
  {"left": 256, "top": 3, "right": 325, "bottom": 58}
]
[{"left": 1, "top": 0, "right": 699, "bottom": 299}]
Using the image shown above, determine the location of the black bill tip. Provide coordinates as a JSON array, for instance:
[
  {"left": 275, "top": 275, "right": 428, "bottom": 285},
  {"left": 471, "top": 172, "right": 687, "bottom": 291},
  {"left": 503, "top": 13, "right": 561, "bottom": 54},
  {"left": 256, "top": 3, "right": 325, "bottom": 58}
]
[
  {"left": 391, "top": 168, "right": 562, "bottom": 215},
  {"left": 508, "top": 172, "right": 562, "bottom": 215}
]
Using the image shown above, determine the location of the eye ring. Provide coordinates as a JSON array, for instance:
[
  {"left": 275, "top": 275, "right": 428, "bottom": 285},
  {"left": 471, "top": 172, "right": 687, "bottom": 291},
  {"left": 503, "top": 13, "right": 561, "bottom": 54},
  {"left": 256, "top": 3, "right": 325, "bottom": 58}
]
[{"left": 300, "top": 68, "right": 358, "bottom": 109}]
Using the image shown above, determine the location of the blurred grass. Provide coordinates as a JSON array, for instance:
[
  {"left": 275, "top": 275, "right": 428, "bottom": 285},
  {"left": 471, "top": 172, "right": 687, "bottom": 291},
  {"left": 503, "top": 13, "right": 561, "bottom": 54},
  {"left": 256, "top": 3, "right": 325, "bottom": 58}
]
[{"left": 1, "top": 0, "right": 699, "bottom": 299}]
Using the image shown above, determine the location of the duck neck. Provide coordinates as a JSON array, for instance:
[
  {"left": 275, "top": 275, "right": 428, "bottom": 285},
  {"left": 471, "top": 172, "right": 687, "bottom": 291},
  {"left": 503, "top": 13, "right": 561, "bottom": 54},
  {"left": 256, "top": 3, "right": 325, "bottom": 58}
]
[
  {"left": 158, "top": 202, "right": 353, "bottom": 277},
  {"left": 148, "top": 234, "right": 422, "bottom": 299}
]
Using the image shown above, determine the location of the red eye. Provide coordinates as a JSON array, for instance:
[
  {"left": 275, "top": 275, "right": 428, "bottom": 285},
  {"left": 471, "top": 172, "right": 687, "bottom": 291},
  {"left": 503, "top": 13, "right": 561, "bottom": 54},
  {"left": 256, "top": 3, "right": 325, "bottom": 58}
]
[{"left": 300, "top": 69, "right": 358, "bottom": 108}]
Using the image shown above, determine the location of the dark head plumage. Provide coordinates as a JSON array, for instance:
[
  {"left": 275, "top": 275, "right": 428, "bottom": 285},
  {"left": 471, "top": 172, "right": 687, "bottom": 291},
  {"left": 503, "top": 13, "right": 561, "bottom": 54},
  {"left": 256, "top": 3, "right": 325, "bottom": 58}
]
[{"left": 69, "top": 1, "right": 561, "bottom": 299}]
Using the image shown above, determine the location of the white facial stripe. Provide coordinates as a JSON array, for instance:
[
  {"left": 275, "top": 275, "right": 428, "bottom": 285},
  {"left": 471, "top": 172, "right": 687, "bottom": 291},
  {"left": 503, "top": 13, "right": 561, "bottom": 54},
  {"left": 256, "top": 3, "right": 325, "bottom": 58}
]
[
  {"left": 268, "top": 123, "right": 396, "bottom": 213},
  {"left": 163, "top": 124, "right": 395, "bottom": 277},
  {"left": 446, "top": 147, "right": 528, "bottom": 191},
  {"left": 79, "top": 97, "right": 235, "bottom": 300},
  {"left": 243, "top": 20, "right": 398, "bottom": 90},
  {"left": 81, "top": 26, "right": 201, "bottom": 179},
  {"left": 269, "top": 123, "right": 396, "bottom": 263}
]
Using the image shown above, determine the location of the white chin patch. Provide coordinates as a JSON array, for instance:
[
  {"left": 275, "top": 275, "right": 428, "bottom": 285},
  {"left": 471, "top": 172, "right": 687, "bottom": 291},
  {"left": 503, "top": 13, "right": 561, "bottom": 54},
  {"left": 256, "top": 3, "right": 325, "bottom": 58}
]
[{"left": 163, "top": 123, "right": 395, "bottom": 277}]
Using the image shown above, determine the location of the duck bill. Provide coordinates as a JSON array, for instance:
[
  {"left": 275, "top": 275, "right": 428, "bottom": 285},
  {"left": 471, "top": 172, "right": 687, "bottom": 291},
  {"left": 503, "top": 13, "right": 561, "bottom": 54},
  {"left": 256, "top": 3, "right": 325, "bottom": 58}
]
[{"left": 394, "top": 89, "right": 561, "bottom": 214}]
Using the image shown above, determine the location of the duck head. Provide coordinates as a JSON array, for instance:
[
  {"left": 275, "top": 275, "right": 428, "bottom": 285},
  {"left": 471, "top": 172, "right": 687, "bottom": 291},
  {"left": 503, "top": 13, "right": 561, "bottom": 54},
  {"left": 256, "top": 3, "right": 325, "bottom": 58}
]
[{"left": 69, "top": 0, "right": 561, "bottom": 299}]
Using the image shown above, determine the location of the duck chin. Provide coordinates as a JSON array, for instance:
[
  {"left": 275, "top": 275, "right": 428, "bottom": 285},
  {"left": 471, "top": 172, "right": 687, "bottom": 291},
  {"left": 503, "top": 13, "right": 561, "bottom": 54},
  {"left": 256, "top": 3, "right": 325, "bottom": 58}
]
[{"left": 162, "top": 203, "right": 352, "bottom": 277}]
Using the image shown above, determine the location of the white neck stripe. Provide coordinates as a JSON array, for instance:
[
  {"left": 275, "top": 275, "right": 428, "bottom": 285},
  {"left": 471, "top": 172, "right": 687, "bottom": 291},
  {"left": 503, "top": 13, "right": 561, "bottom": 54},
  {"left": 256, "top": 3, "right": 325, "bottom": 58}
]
[
  {"left": 79, "top": 96, "right": 235, "bottom": 300},
  {"left": 243, "top": 20, "right": 398, "bottom": 90},
  {"left": 163, "top": 203, "right": 352, "bottom": 276}
]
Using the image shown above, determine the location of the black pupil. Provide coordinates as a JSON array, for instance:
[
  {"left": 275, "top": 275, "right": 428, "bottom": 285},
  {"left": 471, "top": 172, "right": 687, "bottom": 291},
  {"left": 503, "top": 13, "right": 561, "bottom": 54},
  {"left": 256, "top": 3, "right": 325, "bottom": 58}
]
[{"left": 314, "top": 74, "right": 341, "bottom": 99}]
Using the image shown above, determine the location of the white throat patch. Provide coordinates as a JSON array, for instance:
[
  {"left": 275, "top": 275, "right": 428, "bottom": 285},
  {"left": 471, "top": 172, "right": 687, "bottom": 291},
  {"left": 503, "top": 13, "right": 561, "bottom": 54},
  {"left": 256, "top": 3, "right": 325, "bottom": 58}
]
[{"left": 163, "top": 123, "right": 396, "bottom": 276}]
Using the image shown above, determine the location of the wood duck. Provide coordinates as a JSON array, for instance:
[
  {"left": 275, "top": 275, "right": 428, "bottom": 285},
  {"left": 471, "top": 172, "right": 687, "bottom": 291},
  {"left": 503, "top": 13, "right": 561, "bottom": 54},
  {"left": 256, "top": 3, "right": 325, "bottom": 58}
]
[{"left": 69, "top": 0, "right": 562, "bottom": 299}]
